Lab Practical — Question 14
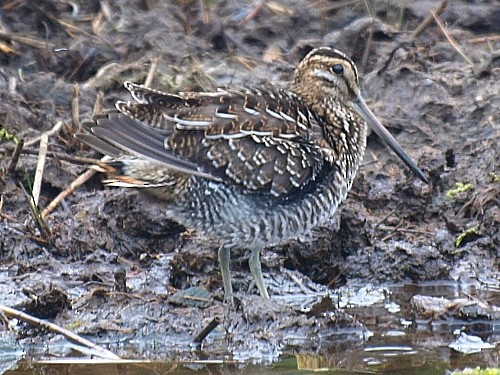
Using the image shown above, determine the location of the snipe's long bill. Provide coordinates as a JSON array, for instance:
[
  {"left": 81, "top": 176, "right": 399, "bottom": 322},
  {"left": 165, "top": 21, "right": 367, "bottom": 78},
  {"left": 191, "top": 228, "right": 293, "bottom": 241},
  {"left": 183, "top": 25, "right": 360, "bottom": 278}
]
[
  {"left": 77, "top": 47, "right": 427, "bottom": 305},
  {"left": 354, "top": 96, "right": 428, "bottom": 183}
]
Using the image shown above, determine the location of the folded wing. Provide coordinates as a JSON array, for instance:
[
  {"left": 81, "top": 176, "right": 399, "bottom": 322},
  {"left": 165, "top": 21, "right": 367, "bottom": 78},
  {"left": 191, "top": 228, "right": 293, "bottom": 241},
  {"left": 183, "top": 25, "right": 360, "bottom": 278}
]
[{"left": 77, "top": 82, "right": 329, "bottom": 197}]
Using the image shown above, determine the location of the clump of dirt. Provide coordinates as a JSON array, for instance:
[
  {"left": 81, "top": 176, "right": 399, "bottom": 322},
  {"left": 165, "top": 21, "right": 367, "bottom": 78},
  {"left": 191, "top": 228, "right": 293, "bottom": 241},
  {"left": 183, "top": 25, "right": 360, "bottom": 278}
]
[{"left": 0, "top": 0, "right": 498, "bottom": 365}]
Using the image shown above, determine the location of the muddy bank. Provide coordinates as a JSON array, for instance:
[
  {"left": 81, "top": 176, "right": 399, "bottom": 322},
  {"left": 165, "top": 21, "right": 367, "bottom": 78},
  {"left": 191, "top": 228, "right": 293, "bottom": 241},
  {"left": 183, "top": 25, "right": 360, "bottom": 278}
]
[{"left": 0, "top": 0, "right": 498, "bottom": 368}]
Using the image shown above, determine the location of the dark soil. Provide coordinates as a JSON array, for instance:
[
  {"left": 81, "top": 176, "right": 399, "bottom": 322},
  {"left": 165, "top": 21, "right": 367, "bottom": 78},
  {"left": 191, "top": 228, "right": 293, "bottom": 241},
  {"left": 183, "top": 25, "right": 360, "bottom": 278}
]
[{"left": 0, "top": 0, "right": 498, "bottom": 367}]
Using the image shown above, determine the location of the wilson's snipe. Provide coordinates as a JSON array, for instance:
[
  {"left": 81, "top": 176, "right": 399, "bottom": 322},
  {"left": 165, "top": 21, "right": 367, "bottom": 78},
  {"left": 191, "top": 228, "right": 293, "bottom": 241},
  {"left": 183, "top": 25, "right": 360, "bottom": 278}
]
[{"left": 77, "top": 47, "right": 427, "bottom": 304}]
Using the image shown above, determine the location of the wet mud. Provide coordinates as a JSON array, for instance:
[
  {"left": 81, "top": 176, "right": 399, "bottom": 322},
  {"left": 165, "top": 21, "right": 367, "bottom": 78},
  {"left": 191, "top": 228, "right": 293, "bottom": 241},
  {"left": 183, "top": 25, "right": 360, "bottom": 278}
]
[{"left": 0, "top": 0, "right": 498, "bottom": 370}]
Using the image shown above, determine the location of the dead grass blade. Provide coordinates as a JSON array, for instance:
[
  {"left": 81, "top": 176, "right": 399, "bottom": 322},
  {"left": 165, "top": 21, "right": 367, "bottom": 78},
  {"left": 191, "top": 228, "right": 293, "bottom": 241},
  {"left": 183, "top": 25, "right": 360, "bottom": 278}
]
[
  {"left": 431, "top": 10, "right": 474, "bottom": 66},
  {"left": 30, "top": 120, "right": 65, "bottom": 204},
  {"left": 0, "top": 31, "right": 55, "bottom": 49},
  {"left": 19, "top": 182, "right": 52, "bottom": 239},
  {"left": 32, "top": 134, "right": 48, "bottom": 207}
]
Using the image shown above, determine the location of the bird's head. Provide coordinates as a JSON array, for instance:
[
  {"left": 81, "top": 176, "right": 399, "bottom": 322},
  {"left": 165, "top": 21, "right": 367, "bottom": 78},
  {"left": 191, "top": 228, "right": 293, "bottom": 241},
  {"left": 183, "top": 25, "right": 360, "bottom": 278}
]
[{"left": 293, "top": 47, "right": 361, "bottom": 104}]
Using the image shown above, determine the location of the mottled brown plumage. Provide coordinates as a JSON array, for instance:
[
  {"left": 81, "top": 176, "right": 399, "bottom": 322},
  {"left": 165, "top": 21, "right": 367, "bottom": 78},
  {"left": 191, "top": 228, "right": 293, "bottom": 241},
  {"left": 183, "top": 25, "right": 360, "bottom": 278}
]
[{"left": 77, "top": 47, "right": 427, "bottom": 304}]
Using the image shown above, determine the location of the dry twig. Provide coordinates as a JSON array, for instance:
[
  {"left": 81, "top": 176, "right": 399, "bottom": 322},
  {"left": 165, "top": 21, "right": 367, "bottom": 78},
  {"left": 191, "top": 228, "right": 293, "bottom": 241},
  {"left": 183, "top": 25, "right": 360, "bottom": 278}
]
[
  {"left": 411, "top": 0, "right": 448, "bottom": 39},
  {"left": 18, "top": 120, "right": 65, "bottom": 150},
  {"left": 193, "top": 316, "right": 221, "bottom": 343},
  {"left": 8, "top": 77, "right": 17, "bottom": 95},
  {"left": 238, "top": 0, "right": 265, "bottom": 27},
  {"left": 93, "top": 91, "right": 105, "bottom": 116},
  {"left": 374, "top": 209, "right": 395, "bottom": 229},
  {"left": 379, "top": 225, "right": 434, "bottom": 242},
  {"left": 41, "top": 168, "right": 97, "bottom": 219},
  {"left": 198, "top": 0, "right": 210, "bottom": 24},
  {"left": 0, "top": 304, "right": 121, "bottom": 360},
  {"left": 0, "top": 121, "right": 66, "bottom": 154},
  {"left": 468, "top": 35, "right": 500, "bottom": 44},
  {"left": 282, "top": 268, "right": 314, "bottom": 295},
  {"left": 144, "top": 55, "right": 160, "bottom": 87},
  {"left": 15, "top": 149, "right": 101, "bottom": 166},
  {"left": 380, "top": 222, "right": 403, "bottom": 242},
  {"left": 67, "top": 48, "right": 97, "bottom": 82},
  {"left": 7, "top": 139, "right": 24, "bottom": 173},
  {"left": 71, "top": 84, "right": 81, "bottom": 132},
  {"left": 361, "top": 22, "right": 374, "bottom": 73}
]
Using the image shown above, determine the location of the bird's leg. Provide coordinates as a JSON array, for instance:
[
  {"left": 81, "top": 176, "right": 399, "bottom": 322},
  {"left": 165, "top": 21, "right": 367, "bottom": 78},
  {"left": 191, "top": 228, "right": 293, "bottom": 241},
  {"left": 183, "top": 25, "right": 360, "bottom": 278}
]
[
  {"left": 248, "top": 248, "right": 270, "bottom": 299},
  {"left": 218, "top": 245, "right": 234, "bottom": 305}
]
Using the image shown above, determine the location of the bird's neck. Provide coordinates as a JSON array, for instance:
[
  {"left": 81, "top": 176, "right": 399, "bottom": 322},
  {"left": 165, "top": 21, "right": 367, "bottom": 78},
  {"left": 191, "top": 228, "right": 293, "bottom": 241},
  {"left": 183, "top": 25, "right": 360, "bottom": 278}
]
[{"left": 320, "top": 96, "right": 368, "bottom": 168}]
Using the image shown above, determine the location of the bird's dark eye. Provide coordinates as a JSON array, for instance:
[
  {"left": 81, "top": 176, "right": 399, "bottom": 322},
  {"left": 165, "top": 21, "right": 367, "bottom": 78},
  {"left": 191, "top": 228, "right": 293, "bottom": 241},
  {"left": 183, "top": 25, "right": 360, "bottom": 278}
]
[{"left": 331, "top": 64, "right": 344, "bottom": 75}]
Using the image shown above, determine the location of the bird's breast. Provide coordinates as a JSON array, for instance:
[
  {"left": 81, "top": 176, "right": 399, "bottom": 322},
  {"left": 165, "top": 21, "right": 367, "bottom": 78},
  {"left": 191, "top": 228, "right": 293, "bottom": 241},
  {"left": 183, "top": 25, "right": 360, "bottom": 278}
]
[{"left": 164, "top": 161, "right": 357, "bottom": 250}]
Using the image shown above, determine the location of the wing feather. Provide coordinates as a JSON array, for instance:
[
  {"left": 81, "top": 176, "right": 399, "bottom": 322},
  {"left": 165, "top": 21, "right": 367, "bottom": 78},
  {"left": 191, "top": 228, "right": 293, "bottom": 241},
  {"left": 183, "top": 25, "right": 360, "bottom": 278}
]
[
  {"left": 78, "top": 83, "right": 329, "bottom": 197},
  {"left": 84, "top": 113, "right": 220, "bottom": 181}
]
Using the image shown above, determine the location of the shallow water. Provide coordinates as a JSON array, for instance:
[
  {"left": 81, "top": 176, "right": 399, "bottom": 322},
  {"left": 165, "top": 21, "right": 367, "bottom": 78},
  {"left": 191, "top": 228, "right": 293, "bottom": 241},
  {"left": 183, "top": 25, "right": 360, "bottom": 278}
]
[
  {"left": 2, "top": 354, "right": 498, "bottom": 375},
  {"left": 1, "top": 281, "right": 498, "bottom": 374}
]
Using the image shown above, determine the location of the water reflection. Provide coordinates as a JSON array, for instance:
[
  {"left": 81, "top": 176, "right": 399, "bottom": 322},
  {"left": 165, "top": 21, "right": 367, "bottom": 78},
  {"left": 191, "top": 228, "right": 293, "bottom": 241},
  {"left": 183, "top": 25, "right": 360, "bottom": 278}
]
[{"left": 2, "top": 281, "right": 498, "bottom": 374}]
